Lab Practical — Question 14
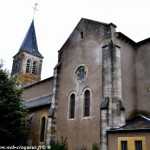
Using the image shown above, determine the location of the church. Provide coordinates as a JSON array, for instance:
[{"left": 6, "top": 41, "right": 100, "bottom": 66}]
[{"left": 11, "top": 18, "right": 150, "bottom": 150}]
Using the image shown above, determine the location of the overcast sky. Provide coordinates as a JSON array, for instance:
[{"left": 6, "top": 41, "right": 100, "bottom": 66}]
[{"left": 0, "top": 0, "right": 150, "bottom": 79}]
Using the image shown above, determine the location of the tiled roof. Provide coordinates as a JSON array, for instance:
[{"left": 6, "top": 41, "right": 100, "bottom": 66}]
[
  {"left": 108, "top": 115, "right": 150, "bottom": 132},
  {"left": 24, "top": 94, "right": 52, "bottom": 109},
  {"left": 121, "top": 115, "right": 150, "bottom": 130},
  {"left": 19, "top": 19, "right": 43, "bottom": 58}
]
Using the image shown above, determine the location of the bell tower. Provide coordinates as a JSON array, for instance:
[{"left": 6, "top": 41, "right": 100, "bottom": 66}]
[{"left": 11, "top": 19, "right": 43, "bottom": 87}]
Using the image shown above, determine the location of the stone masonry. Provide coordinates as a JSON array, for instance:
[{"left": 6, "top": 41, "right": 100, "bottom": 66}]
[{"left": 100, "top": 41, "right": 125, "bottom": 150}]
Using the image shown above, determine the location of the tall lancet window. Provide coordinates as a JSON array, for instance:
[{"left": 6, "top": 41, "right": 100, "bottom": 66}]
[
  {"left": 40, "top": 116, "right": 46, "bottom": 142},
  {"left": 26, "top": 59, "right": 31, "bottom": 73},
  {"left": 32, "top": 61, "right": 37, "bottom": 75},
  {"left": 84, "top": 90, "right": 90, "bottom": 117},
  {"left": 69, "top": 94, "right": 75, "bottom": 119}
]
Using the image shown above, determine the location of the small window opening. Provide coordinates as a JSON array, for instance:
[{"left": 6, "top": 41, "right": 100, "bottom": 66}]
[
  {"left": 135, "top": 140, "right": 142, "bottom": 150},
  {"left": 80, "top": 31, "right": 84, "bottom": 39},
  {"left": 121, "top": 141, "right": 128, "bottom": 150}
]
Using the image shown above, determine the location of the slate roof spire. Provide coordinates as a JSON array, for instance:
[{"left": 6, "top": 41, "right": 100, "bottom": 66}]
[{"left": 19, "top": 19, "right": 43, "bottom": 58}]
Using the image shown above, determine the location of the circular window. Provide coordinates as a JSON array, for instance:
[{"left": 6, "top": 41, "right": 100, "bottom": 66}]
[{"left": 75, "top": 66, "right": 87, "bottom": 82}]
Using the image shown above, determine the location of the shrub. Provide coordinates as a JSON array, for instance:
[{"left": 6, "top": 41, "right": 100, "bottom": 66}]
[
  {"left": 92, "top": 143, "right": 99, "bottom": 150},
  {"left": 49, "top": 136, "right": 68, "bottom": 150}
]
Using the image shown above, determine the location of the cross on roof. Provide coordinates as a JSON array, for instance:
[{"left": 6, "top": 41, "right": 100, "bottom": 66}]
[{"left": 33, "top": 3, "right": 38, "bottom": 18}]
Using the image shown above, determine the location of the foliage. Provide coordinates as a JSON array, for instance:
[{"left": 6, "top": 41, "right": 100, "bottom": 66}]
[
  {"left": 0, "top": 61, "right": 28, "bottom": 146},
  {"left": 49, "top": 136, "right": 68, "bottom": 150},
  {"left": 44, "top": 135, "right": 99, "bottom": 150},
  {"left": 92, "top": 143, "right": 99, "bottom": 150}
]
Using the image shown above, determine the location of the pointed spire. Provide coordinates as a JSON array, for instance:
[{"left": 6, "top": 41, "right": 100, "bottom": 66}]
[{"left": 19, "top": 19, "right": 43, "bottom": 58}]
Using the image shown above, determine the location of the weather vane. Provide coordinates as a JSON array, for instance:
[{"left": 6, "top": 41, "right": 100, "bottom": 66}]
[{"left": 32, "top": 3, "right": 38, "bottom": 18}]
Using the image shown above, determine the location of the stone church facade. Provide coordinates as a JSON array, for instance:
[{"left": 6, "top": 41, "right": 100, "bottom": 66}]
[{"left": 11, "top": 18, "right": 150, "bottom": 150}]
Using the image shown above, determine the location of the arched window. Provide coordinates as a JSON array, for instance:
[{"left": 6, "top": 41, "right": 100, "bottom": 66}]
[
  {"left": 69, "top": 94, "right": 75, "bottom": 119},
  {"left": 40, "top": 116, "right": 46, "bottom": 142},
  {"left": 14, "top": 59, "right": 21, "bottom": 73},
  {"left": 17, "top": 58, "right": 21, "bottom": 72},
  {"left": 84, "top": 90, "right": 90, "bottom": 117},
  {"left": 14, "top": 60, "right": 18, "bottom": 73},
  {"left": 26, "top": 59, "right": 31, "bottom": 73},
  {"left": 32, "top": 61, "right": 37, "bottom": 74}
]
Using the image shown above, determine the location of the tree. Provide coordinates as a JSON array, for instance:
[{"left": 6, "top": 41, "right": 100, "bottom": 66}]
[{"left": 0, "top": 60, "right": 27, "bottom": 146}]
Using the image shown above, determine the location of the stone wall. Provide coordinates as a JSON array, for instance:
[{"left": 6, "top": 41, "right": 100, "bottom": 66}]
[
  {"left": 23, "top": 77, "right": 53, "bottom": 101},
  {"left": 118, "top": 39, "right": 137, "bottom": 118},
  {"left": 136, "top": 43, "right": 150, "bottom": 115},
  {"left": 28, "top": 106, "right": 49, "bottom": 146},
  {"left": 55, "top": 19, "right": 109, "bottom": 150}
]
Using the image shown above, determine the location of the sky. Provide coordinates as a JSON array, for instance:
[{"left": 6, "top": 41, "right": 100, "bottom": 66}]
[{"left": 0, "top": 0, "right": 150, "bottom": 80}]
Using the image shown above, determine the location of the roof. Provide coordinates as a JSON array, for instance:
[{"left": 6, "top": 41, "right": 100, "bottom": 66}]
[
  {"left": 18, "top": 19, "right": 43, "bottom": 58},
  {"left": 137, "top": 37, "right": 150, "bottom": 47},
  {"left": 116, "top": 32, "right": 150, "bottom": 48},
  {"left": 108, "top": 115, "right": 150, "bottom": 132},
  {"left": 81, "top": 18, "right": 117, "bottom": 27},
  {"left": 116, "top": 32, "right": 136, "bottom": 47},
  {"left": 24, "top": 94, "right": 52, "bottom": 109},
  {"left": 22, "top": 76, "right": 53, "bottom": 90}
]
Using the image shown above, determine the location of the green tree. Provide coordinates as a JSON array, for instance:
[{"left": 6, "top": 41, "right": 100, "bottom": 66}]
[{"left": 0, "top": 61, "right": 27, "bottom": 146}]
